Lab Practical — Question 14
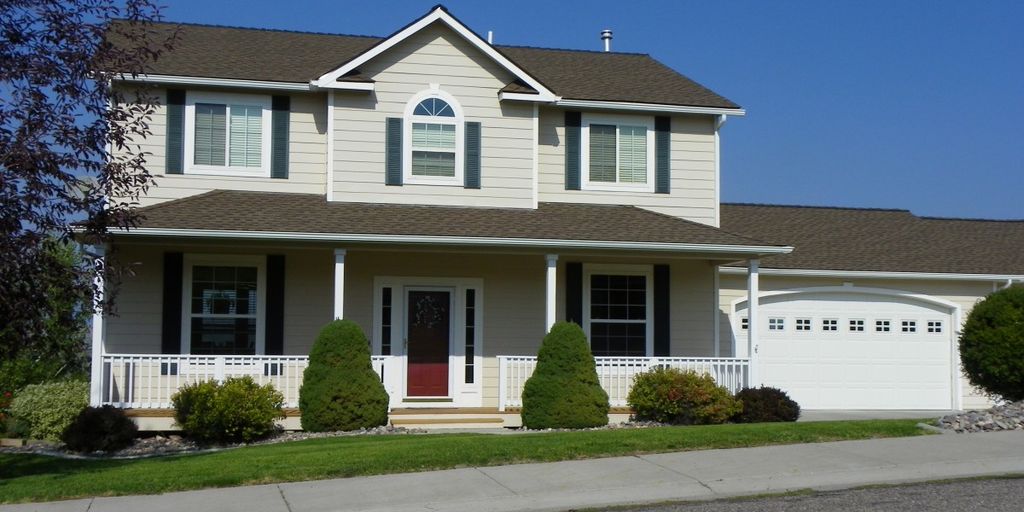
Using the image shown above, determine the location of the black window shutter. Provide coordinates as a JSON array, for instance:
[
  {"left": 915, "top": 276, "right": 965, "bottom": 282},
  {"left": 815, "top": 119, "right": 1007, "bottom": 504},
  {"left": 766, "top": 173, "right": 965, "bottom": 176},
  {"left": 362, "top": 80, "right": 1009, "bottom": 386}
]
[
  {"left": 161, "top": 252, "right": 184, "bottom": 354},
  {"left": 564, "top": 111, "right": 582, "bottom": 190},
  {"left": 265, "top": 255, "right": 285, "bottom": 355},
  {"left": 165, "top": 90, "right": 186, "bottom": 174},
  {"left": 653, "top": 264, "right": 671, "bottom": 356},
  {"left": 655, "top": 116, "right": 671, "bottom": 194},
  {"left": 464, "top": 121, "right": 481, "bottom": 189},
  {"left": 271, "top": 95, "right": 290, "bottom": 179},
  {"left": 385, "top": 117, "right": 403, "bottom": 186},
  {"left": 566, "top": 262, "right": 583, "bottom": 326}
]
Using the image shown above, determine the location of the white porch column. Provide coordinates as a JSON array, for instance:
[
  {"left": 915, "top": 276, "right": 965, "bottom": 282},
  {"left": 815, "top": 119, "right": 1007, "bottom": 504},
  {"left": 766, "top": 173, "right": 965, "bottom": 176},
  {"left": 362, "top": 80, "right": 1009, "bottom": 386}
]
[
  {"left": 89, "top": 245, "right": 106, "bottom": 407},
  {"left": 545, "top": 254, "right": 558, "bottom": 332},
  {"left": 747, "top": 258, "right": 760, "bottom": 387},
  {"left": 333, "top": 249, "right": 346, "bottom": 319}
]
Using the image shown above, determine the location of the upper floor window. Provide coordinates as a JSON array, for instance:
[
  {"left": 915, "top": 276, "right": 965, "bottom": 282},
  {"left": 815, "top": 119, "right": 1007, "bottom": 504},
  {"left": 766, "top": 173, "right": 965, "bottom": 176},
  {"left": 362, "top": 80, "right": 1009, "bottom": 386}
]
[
  {"left": 581, "top": 114, "right": 655, "bottom": 192},
  {"left": 403, "top": 89, "right": 463, "bottom": 185},
  {"left": 184, "top": 92, "right": 272, "bottom": 177}
]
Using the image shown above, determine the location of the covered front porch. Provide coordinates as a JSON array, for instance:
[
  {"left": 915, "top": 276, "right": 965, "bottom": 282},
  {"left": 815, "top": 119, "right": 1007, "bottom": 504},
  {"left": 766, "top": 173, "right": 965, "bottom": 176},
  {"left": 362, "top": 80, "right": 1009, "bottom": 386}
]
[
  {"left": 90, "top": 192, "right": 788, "bottom": 427},
  {"left": 91, "top": 241, "right": 766, "bottom": 427}
]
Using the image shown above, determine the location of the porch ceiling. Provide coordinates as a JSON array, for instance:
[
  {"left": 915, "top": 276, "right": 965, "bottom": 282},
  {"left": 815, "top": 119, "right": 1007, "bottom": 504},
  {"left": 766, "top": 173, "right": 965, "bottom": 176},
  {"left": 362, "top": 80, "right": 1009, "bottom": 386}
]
[{"left": 120, "top": 190, "right": 790, "bottom": 256}]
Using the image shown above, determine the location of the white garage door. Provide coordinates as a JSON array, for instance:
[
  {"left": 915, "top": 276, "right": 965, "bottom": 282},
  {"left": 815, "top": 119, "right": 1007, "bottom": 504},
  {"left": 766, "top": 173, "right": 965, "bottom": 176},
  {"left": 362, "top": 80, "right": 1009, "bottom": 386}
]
[{"left": 736, "top": 291, "right": 954, "bottom": 410}]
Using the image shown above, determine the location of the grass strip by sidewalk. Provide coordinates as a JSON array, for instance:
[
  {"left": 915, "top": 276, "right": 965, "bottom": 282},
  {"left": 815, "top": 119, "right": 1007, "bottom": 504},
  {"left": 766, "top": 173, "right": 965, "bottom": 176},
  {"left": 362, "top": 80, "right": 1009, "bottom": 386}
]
[{"left": 0, "top": 419, "right": 928, "bottom": 504}]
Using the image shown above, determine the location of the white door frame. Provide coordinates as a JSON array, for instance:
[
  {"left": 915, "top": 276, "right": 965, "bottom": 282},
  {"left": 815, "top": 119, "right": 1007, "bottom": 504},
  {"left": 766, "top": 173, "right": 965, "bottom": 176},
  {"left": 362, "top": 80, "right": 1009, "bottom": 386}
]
[
  {"left": 373, "top": 276, "right": 484, "bottom": 407},
  {"left": 730, "top": 284, "right": 963, "bottom": 410}
]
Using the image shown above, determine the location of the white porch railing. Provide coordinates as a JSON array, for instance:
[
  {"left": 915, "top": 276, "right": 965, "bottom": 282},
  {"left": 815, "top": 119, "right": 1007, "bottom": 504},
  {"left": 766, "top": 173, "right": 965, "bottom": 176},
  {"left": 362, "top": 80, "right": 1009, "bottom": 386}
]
[
  {"left": 497, "top": 356, "right": 750, "bottom": 411},
  {"left": 98, "top": 354, "right": 399, "bottom": 409}
]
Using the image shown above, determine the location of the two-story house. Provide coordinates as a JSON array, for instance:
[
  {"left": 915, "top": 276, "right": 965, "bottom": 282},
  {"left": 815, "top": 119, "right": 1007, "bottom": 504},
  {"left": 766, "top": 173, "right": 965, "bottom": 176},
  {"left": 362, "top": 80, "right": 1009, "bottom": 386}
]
[{"left": 93, "top": 6, "right": 1022, "bottom": 428}]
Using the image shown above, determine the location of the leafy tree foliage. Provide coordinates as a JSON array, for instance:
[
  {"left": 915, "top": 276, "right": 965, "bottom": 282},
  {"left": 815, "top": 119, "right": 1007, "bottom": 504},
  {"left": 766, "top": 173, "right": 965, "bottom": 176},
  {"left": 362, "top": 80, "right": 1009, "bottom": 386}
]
[
  {"left": 960, "top": 286, "right": 1024, "bottom": 401},
  {"left": 0, "top": 1, "right": 176, "bottom": 361}
]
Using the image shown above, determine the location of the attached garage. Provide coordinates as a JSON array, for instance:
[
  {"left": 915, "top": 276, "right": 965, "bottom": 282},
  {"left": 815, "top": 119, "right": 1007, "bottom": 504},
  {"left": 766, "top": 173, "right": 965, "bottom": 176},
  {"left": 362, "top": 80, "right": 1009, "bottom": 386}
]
[{"left": 734, "top": 287, "right": 958, "bottom": 410}]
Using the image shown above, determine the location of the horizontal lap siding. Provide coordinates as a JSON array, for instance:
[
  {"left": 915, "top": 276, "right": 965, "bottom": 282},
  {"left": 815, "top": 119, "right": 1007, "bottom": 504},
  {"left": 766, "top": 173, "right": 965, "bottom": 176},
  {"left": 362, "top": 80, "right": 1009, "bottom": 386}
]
[
  {"left": 718, "top": 272, "right": 996, "bottom": 408},
  {"left": 332, "top": 24, "right": 534, "bottom": 208},
  {"left": 118, "top": 88, "right": 327, "bottom": 207},
  {"left": 537, "top": 107, "right": 719, "bottom": 225},
  {"left": 104, "top": 244, "right": 334, "bottom": 355}
]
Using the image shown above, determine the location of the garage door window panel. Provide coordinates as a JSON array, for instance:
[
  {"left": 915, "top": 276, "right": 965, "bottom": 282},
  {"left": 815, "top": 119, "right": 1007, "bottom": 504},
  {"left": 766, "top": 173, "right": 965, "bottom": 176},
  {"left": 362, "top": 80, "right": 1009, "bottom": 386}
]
[
  {"left": 822, "top": 319, "right": 838, "bottom": 331},
  {"left": 849, "top": 319, "right": 865, "bottom": 332},
  {"left": 901, "top": 320, "right": 917, "bottom": 333},
  {"left": 875, "top": 320, "right": 891, "bottom": 333}
]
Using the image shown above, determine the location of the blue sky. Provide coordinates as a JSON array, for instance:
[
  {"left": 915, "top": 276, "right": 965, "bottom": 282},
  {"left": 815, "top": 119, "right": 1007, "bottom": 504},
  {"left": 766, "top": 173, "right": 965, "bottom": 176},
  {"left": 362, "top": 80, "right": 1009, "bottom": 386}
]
[{"left": 160, "top": 0, "right": 1022, "bottom": 219}]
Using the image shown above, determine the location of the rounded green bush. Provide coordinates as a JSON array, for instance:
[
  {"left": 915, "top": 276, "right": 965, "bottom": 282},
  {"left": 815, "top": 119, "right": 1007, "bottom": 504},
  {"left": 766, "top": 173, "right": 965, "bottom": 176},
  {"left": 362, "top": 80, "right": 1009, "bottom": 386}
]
[
  {"left": 299, "top": 319, "right": 389, "bottom": 432},
  {"left": 62, "top": 405, "right": 138, "bottom": 452},
  {"left": 171, "top": 376, "right": 284, "bottom": 444},
  {"left": 521, "top": 322, "right": 609, "bottom": 429},
  {"left": 960, "top": 286, "right": 1024, "bottom": 401},
  {"left": 627, "top": 367, "right": 741, "bottom": 425},
  {"left": 8, "top": 380, "right": 89, "bottom": 441},
  {"left": 732, "top": 386, "right": 800, "bottom": 423}
]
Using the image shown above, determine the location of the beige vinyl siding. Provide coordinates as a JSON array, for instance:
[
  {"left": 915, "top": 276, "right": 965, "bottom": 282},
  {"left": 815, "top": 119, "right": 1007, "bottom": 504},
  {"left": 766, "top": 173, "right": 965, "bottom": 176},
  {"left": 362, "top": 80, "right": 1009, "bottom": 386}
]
[
  {"left": 717, "top": 272, "right": 996, "bottom": 409},
  {"left": 116, "top": 87, "right": 328, "bottom": 207},
  {"left": 331, "top": 23, "right": 534, "bottom": 208},
  {"left": 538, "top": 107, "right": 719, "bottom": 225},
  {"left": 104, "top": 243, "right": 333, "bottom": 354}
]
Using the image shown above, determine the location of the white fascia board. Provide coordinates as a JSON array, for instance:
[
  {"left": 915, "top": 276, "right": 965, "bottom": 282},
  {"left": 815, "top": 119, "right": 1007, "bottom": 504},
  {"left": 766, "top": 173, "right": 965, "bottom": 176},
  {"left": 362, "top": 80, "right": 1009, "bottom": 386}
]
[
  {"left": 719, "top": 266, "right": 1024, "bottom": 282},
  {"left": 313, "top": 7, "right": 557, "bottom": 100},
  {"left": 315, "top": 80, "right": 375, "bottom": 91},
  {"left": 114, "top": 227, "right": 793, "bottom": 255},
  {"left": 117, "top": 74, "right": 312, "bottom": 92},
  {"left": 499, "top": 92, "right": 559, "bottom": 102},
  {"left": 555, "top": 99, "right": 746, "bottom": 117}
]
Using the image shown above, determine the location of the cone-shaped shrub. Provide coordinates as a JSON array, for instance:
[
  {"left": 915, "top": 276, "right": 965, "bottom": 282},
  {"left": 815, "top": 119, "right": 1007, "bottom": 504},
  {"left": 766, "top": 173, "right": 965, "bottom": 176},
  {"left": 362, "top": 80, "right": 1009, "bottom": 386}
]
[
  {"left": 299, "top": 319, "right": 389, "bottom": 431},
  {"left": 521, "top": 322, "right": 609, "bottom": 429}
]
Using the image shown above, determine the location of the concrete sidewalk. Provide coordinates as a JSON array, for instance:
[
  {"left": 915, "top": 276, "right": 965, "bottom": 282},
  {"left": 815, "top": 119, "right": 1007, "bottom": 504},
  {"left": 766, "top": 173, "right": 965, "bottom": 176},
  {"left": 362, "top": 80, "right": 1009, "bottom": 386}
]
[{"left": 5, "top": 431, "right": 1024, "bottom": 512}]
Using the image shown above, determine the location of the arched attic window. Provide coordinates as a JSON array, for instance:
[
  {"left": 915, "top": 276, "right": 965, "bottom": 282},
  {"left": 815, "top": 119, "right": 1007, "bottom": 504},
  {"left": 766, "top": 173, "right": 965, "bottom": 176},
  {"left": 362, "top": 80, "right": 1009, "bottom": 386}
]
[{"left": 401, "top": 90, "right": 469, "bottom": 185}]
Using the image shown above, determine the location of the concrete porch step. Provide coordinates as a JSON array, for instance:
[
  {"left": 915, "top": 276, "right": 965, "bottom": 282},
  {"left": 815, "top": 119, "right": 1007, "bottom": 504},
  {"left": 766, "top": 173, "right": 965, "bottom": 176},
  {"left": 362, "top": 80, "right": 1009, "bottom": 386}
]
[{"left": 390, "top": 416, "right": 508, "bottom": 429}]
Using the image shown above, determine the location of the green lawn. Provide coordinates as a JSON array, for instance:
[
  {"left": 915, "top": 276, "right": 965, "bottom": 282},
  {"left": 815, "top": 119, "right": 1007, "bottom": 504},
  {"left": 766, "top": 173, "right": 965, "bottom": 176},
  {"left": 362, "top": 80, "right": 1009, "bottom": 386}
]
[{"left": 0, "top": 419, "right": 928, "bottom": 504}]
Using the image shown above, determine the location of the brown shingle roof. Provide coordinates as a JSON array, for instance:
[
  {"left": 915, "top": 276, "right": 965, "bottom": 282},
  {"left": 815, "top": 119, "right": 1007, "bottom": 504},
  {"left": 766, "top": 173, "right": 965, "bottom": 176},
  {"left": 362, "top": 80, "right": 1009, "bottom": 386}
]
[
  {"left": 130, "top": 191, "right": 779, "bottom": 249},
  {"left": 721, "top": 203, "right": 1024, "bottom": 275},
  {"left": 116, "top": 21, "right": 739, "bottom": 109}
]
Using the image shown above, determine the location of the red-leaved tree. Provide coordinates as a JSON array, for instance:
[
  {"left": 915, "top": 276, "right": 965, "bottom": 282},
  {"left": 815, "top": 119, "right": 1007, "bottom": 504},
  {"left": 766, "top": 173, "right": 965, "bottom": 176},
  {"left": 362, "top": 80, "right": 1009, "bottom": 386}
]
[{"left": 0, "top": 0, "right": 176, "bottom": 366}]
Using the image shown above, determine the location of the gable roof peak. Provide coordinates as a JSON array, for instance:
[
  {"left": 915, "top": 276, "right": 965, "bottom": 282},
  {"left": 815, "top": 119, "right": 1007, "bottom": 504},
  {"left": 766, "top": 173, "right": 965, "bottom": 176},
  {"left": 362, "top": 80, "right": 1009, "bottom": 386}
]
[{"left": 313, "top": 5, "right": 557, "bottom": 100}]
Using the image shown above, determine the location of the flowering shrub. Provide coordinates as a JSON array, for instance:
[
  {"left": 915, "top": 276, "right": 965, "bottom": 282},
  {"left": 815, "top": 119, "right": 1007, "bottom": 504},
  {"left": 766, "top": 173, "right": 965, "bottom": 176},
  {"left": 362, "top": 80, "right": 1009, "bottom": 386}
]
[{"left": 0, "top": 391, "right": 13, "bottom": 434}]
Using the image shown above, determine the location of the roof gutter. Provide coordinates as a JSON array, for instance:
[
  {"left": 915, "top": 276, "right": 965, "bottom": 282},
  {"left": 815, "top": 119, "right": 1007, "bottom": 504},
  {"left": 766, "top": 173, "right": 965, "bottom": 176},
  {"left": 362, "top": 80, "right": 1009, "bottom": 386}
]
[
  {"left": 113, "top": 227, "right": 792, "bottom": 256},
  {"left": 719, "top": 266, "right": 1024, "bottom": 283},
  {"left": 555, "top": 99, "right": 745, "bottom": 116},
  {"left": 117, "top": 74, "right": 312, "bottom": 92}
]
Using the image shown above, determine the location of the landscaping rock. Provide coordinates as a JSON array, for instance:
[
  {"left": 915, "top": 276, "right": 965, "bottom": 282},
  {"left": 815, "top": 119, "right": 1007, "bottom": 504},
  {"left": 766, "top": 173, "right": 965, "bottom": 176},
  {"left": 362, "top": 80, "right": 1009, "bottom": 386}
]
[
  {"left": 0, "top": 424, "right": 426, "bottom": 459},
  {"left": 938, "top": 401, "right": 1024, "bottom": 433}
]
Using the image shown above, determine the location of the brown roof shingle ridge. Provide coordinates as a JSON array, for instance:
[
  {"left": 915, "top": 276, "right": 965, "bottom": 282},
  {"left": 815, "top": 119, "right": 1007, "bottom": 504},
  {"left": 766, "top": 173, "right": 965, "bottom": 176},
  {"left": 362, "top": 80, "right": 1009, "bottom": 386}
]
[
  {"left": 114, "top": 19, "right": 382, "bottom": 42},
  {"left": 626, "top": 204, "right": 785, "bottom": 248},
  {"left": 722, "top": 202, "right": 911, "bottom": 214}
]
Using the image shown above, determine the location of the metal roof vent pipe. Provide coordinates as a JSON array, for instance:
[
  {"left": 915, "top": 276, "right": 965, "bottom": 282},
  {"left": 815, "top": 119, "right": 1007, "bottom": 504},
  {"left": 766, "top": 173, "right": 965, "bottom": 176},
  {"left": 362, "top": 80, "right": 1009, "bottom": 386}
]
[{"left": 601, "top": 29, "right": 612, "bottom": 52}]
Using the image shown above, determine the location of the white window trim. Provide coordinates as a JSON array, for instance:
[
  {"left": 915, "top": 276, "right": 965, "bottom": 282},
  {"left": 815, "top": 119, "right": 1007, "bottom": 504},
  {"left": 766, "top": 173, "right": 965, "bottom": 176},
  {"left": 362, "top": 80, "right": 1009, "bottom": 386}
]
[
  {"left": 580, "top": 113, "right": 656, "bottom": 193},
  {"left": 183, "top": 91, "right": 273, "bottom": 178},
  {"left": 181, "top": 254, "right": 267, "bottom": 355},
  {"left": 402, "top": 88, "right": 464, "bottom": 186},
  {"left": 582, "top": 263, "right": 655, "bottom": 357}
]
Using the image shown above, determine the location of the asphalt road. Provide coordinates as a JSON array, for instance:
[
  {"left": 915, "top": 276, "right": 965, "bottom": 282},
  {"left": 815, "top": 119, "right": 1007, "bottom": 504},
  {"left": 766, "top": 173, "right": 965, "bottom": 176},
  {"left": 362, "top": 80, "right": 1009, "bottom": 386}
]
[{"left": 597, "top": 477, "right": 1024, "bottom": 512}]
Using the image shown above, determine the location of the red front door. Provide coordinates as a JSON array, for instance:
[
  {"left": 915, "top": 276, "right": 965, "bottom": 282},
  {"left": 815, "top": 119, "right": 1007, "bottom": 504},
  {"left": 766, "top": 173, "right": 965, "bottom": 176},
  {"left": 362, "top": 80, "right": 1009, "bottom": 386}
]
[{"left": 406, "top": 289, "right": 451, "bottom": 397}]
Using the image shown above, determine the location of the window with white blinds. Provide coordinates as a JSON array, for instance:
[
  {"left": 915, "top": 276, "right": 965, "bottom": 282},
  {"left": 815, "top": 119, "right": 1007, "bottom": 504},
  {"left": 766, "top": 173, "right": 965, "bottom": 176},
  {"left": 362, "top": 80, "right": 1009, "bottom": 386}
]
[
  {"left": 582, "top": 115, "right": 654, "bottom": 190},
  {"left": 228, "top": 104, "right": 263, "bottom": 168},
  {"left": 185, "top": 92, "right": 270, "bottom": 176},
  {"left": 405, "top": 92, "right": 464, "bottom": 184}
]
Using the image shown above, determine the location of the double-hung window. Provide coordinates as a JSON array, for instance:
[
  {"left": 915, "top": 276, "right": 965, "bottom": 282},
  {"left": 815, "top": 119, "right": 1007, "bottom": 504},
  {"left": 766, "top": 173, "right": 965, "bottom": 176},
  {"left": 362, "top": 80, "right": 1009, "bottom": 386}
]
[
  {"left": 581, "top": 114, "right": 655, "bottom": 192},
  {"left": 183, "top": 256, "right": 265, "bottom": 355},
  {"left": 404, "top": 91, "right": 463, "bottom": 184},
  {"left": 184, "top": 92, "right": 272, "bottom": 177},
  {"left": 585, "top": 266, "right": 652, "bottom": 357}
]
